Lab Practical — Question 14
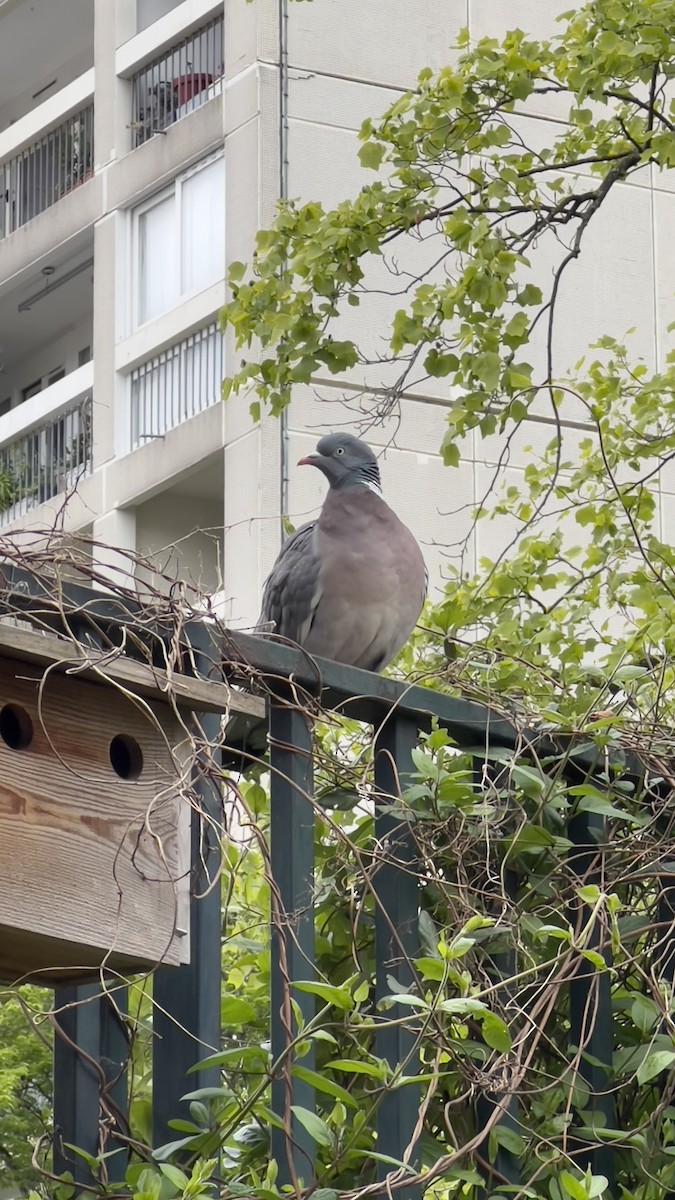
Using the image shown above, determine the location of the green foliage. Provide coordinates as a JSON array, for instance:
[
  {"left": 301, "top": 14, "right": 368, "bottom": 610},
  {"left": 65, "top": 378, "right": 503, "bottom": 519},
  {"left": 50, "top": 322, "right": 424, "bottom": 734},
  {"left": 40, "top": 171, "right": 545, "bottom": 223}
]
[
  {"left": 222, "top": 0, "right": 675, "bottom": 432},
  {"left": 130, "top": 729, "right": 675, "bottom": 1199},
  {"left": 0, "top": 463, "right": 22, "bottom": 512},
  {"left": 0, "top": 988, "right": 52, "bottom": 1194}
]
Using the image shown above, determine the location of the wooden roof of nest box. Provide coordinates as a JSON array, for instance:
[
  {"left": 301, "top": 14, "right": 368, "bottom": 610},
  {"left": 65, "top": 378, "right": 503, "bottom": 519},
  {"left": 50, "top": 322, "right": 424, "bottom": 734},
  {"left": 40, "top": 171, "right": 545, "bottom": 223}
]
[{"left": 0, "top": 622, "right": 264, "bottom": 985}]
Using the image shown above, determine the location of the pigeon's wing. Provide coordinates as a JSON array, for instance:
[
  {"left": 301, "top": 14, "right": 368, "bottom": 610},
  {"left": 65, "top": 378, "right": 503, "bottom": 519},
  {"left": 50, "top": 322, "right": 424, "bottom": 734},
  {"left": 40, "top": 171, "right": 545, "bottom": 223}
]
[{"left": 258, "top": 521, "right": 322, "bottom": 646}]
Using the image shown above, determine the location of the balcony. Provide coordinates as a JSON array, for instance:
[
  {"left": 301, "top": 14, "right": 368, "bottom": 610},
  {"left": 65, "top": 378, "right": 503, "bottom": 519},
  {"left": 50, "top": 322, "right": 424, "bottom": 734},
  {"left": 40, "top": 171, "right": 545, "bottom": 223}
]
[
  {"left": 137, "top": 0, "right": 186, "bottom": 35},
  {"left": 0, "top": 80, "right": 94, "bottom": 241},
  {"left": 128, "top": 13, "right": 224, "bottom": 147},
  {"left": 0, "top": 0, "right": 93, "bottom": 133},
  {"left": 0, "top": 363, "right": 93, "bottom": 527},
  {"left": 129, "top": 321, "right": 224, "bottom": 449}
]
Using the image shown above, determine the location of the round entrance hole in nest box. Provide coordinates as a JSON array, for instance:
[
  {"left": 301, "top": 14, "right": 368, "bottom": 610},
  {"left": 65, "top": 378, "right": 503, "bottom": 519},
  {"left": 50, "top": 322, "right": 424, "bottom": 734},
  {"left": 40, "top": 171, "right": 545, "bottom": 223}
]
[
  {"left": 109, "top": 733, "right": 143, "bottom": 780},
  {"left": 0, "top": 703, "right": 33, "bottom": 750}
]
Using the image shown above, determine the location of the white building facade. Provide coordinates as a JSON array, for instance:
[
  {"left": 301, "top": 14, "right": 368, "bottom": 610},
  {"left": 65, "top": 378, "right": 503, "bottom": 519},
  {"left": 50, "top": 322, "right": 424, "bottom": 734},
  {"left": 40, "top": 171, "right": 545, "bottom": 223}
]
[{"left": 0, "top": 0, "right": 672, "bottom": 625}]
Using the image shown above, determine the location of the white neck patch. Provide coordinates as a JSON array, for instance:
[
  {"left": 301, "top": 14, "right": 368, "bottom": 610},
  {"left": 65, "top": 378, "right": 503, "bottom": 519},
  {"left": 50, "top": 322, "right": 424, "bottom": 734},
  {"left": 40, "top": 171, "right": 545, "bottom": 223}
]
[{"left": 363, "top": 479, "right": 382, "bottom": 496}]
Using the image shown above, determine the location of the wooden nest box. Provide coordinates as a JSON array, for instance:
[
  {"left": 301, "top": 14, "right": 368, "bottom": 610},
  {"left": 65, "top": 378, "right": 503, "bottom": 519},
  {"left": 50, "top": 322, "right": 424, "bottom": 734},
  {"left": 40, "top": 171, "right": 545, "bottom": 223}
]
[{"left": 0, "top": 621, "right": 253, "bottom": 985}]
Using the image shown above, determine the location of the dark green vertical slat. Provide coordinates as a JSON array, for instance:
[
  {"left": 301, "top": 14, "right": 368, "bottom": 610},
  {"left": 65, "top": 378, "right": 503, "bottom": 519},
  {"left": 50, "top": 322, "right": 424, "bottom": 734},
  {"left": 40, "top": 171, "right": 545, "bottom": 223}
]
[
  {"left": 474, "top": 874, "right": 521, "bottom": 1189},
  {"left": 655, "top": 871, "right": 675, "bottom": 1200},
  {"left": 152, "top": 719, "right": 222, "bottom": 1144},
  {"left": 152, "top": 627, "right": 222, "bottom": 1147},
  {"left": 53, "top": 984, "right": 129, "bottom": 1185},
  {"left": 568, "top": 810, "right": 614, "bottom": 1187},
  {"left": 473, "top": 758, "right": 520, "bottom": 1190},
  {"left": 657, "top": 877, "right": 675, "bottom": 986},
  {"left": 269, "top": 695, "right": 315, "bottom": 1186},
  {"left": 373, "top": 714, "right": 420, "bottom": 1200},
  {"left": 97, "top": 987, "right": 130, "bottom": 1182}
]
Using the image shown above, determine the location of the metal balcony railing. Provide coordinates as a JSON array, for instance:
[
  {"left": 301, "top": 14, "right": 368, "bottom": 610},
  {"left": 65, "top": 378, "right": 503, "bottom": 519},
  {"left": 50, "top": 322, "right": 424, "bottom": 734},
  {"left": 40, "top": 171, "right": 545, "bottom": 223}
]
[
  {"left": 130, "top": 322, "right": 224, "bottom": 448},
  {"left": 0, "top": 395, "right": 93, "bottom": 525},
  {"left": 0, "top": 105, "right": 94, "bottom": 239},
  {"left": 130, "top": 14, "right": 224, "bottom": 147}
]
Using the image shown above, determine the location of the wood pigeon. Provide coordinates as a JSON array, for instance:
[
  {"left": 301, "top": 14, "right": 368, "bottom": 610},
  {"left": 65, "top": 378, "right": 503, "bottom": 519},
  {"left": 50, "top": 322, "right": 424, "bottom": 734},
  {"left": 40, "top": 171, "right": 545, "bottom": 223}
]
[{"left": 259, "top": 433, "right": 426, "bottom": 672}]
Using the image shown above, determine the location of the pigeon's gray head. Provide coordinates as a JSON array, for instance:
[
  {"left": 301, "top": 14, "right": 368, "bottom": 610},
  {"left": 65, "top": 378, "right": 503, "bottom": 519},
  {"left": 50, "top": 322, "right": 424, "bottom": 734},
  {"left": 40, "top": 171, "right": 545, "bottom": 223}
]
[{"left": 298, "top": 433, "right": 381, "bottom": 491}]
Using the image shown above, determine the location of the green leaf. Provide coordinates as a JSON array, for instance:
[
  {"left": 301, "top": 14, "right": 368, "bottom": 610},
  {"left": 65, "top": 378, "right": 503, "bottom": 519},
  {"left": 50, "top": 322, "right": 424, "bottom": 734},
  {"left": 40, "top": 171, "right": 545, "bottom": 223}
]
[
  {"left": 631, "top": 995, "right": 659, "bottom": 1034},
  {"left": 228, "top": 261, "right": 246, "bottom": 283},
  {"left": 363, "top": 1152, "right": 417, "bottom": 1172},
  {"left": 358, "top": 141, "right": 385, "bottom": 170},
  {"left": 438, "top": 998, "right": 488, "bottom": 1015},
  {"left": 587, "top": 1177, "right": 609, "bottom": 1199},
  {"left": 62, "top": 1144, "right": 103, "bottom": 1170},
  {"left": 441, "top": 436, "right": 461, "bottom": 468},
  {"left": 560, "top": 1171, "right": 591, "bottom": 1200},
  {"left": 580, "top": 949, "right": 606, "bottom": 970},
  {"left": 536, "top": 924, "right": 571, "bottom": 942},
  {"left": 481, "top": 1012, "right": 512, "bottom": 1053},
  {"left": 386, "top": 993, "right": 429, "bottom": 1009},
  {"left": 220, "top": 994, "right": 257, "bottom": 1025},
  {"left": 290, "top": 1106, "right": 333, "bottom": 1147},
  {"left": 574, "top": 793, "right": 637, "bottom": 822},
  {"left": 492, "top": 1124, "right": 525, "bottom": 1155},
  {"left": 510, "top": 764, "right": 546, "bottom": 798},
  {"left": 414, "top": 956, "right": 447, "bottom": 981},
  {"left": 444, "top": 936, "right": 476, "bottom": 959},
  {"left": 309, "top": 1029, "right": 338, "bottom": 1045},
  {"left": 181, "top": 1086, "right": 233, "bottom": 1102},
  {"left": 153, "top": 1136, "right": 202, "bottom": 1162},
  {"left": 353, "top": 979, "right": 370, "bottom": 1003},
  {"left": 133, "top": 1167, "right": 163, "bottom": 1200},
  {"left": 505, "top": 825, "right": 556, "bottom": 855},
  {"left": 636, "top": 1049, "right": 675, "bottom": 1085},
  {"left": 473, "top": 351, "right": 502, "bottom": 390},
  {"left": 158, "top": 1164, "right": 190, "bottom": 1191},
  {"left": 503, "top": 312, "right": 529, "bottom": 348},
  {"left": 293, "top": 981, "right": 353, "bottom": 1009},
  {"left": 517, "top": 282, "right": 542, "bottom": 306},
  {"left": 426, "top": 347, "right": 459, "bottom": 377},
  {"left": 292, "top": 1064, "right": 357, "bottom": 1107},
  {"left": 189, "top": 1046, "right": 268, "bottom": 1072},
  {"left": 329, "top": 1058, "right": 388, "bottom": 1078}
]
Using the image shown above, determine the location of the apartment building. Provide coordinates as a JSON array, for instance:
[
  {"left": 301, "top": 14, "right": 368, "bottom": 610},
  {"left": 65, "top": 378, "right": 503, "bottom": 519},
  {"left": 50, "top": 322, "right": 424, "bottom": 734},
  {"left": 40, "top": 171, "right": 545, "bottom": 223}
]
[{"left": 0, "top": 0, "right": 672, "bottom": 627}]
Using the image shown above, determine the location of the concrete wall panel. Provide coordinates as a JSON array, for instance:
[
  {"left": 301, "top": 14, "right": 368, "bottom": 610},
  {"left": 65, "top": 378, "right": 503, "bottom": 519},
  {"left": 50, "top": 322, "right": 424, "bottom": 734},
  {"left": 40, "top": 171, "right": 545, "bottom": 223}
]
[
  {"left": 287, "top": 70, "right": 400, "bottom": 133},
  {"left": 654, "top": 191, "right": 675, "bottom": 374},
  {"left": 136, "top": 491, "right": 223, "bottom": 595},
  {"left": 287, "top": 0, "right": 465, "bottom": 89}
]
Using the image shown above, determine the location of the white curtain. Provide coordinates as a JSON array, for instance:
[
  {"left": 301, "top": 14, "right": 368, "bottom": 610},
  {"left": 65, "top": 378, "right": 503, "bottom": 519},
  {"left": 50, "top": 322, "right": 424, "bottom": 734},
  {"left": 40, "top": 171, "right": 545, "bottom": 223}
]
[
  {"left": 180, "top": 157, "right": 225, "bottom": 296},
  {"left": 139, "top": 194, "right": 177, "bottom": 324}
]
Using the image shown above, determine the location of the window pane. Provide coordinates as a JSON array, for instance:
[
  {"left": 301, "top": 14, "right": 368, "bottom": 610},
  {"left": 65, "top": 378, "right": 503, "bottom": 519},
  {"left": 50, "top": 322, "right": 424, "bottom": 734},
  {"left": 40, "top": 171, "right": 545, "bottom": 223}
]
[
  {"left": 139, "top": 194, "right": 177, "bottom": 324},
  {"left": 180, "top": 157, "right": 224, "bottom": 296},
  {"left": 22, "top": 379, "right": 42, "bottom": 402}
]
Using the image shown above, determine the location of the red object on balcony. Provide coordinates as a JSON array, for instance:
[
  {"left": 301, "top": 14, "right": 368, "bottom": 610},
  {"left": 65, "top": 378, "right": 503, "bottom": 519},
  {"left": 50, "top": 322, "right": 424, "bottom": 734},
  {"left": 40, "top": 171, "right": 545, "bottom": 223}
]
[{"left": 173, "top": 74, "right": 214, "bottom": 105}]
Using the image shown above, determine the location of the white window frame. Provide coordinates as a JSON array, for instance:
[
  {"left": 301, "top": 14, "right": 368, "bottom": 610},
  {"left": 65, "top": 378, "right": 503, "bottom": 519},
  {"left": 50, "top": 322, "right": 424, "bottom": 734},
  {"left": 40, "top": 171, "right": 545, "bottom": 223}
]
[{"left": 129, "top": 151, "right": 224, "bottom": 332}]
